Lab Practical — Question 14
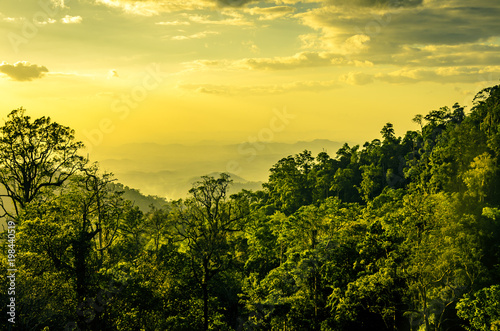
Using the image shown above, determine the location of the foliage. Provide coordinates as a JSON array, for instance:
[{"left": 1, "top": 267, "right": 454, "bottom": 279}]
[
  {"left": 2, "top": 85, "right": 500, "bottom": 330},
  {"left": 456, "top": 285, "right": 500, "bottom": 331},
  {"left": 0, "top": 107, "right": 85, "bottom": 218}
]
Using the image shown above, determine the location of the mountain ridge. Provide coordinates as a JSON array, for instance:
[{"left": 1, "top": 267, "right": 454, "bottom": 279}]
[{"left": 92, "top": 139, "right": 346, "bottom": 199}]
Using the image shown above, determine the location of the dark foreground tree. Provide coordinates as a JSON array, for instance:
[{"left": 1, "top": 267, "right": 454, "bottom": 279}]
[
  {"left": 0, "top": 108, "right": 85, "bottom": 218},
  {"left": 14, "top": 166, "right": 127, "bottom": 330},
  {"left": 173, "top": 173, "right": 247, "bottom": 330}
]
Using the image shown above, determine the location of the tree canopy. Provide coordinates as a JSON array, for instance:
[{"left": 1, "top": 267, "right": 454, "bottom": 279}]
[
  {"left": 0, "top": 108, "right": 85, "bottom": 218},
  {"left": 2, "top": 85, "right": 500, "bottom": 330}
]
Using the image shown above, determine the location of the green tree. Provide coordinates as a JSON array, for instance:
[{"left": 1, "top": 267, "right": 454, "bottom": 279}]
[
  {"left": 15, "top": 167, "right": 125, "bottom": 330},
  {"left": 462, "top": 153, "right": 497, "bottom": 203},
  {"left": 173, "top": 173, "right": 246, "bottom": 331},
  {"left": 144, "top": 205, "right": 172, "bottom": 254},
  {"left": 264, "top": 150, "right": 315, "bottom": 215},
  {"left": 457, "top": 285, "right": 500, "bottom": 331},
  {"left": 472, "top": 85, "right": 500, "bottom": 157},
  {"left": 358, "top": 163, "right": 383, "bottom": 202},
  {"left": 311, "top": 151, "right": 337, "bottom": 202},
  {"left": 326, "top": 189, "right": 406, "bottom": 330},
  {"left": 400, "top": 191, "right": 483, "bottom": 330},
  {"left": 0, "top": 108, "right": 85, "bottom": 218}
]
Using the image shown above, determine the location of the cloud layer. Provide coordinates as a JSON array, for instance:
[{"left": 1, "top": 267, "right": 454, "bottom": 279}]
[
  {"left": 2, "top": 0, "right": 499, "bottom": 87},
  {"left": 0, "top": 62, "right": 49, "bottom": 81},
  {"left": 179, "top": 79, "right": 341, "bottom": 95}
]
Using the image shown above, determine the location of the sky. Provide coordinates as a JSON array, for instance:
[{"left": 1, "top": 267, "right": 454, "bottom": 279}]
[{"left": 1, "top": 0, "right": 500, "bottom": 158}]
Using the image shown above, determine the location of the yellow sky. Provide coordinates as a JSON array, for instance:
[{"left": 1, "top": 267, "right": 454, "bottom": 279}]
[{"left": 1, "top": 0, "right": 500, "bottom": 156}]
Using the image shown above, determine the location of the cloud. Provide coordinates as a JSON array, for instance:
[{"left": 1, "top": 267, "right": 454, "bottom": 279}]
[
  {"left": 235, "top": 52, "right": 373, "bottom": 70},
  {"left": 182, "top": 51, "right": 374, "bottom": 71},
  {"left": 326, "top": 0, "right": 423, "bottom": 8},
  {"left": 375, "top": 66, "right": 500, "bottom": 84},
  {"left": 156, "top": 21, "right": 190, "bottom": 26},
  {"left": 49, "top": 0, "right": 67, "bottom": 8},
  {"left": 299, "top": 33, "right": 324, "bottom": 50},
  {"left": 179, "top": 79, "right": 341, "bottom": 95},
  {"left": 299, "top": 1, "right": 500, "bottom": 50},
  {"left": 185, "top": 59, "right": 223, "bottom": 67},
  {"left": 237, "top": 52, "right": 341, "bottom": 70},
  {"left": 336, "top": 66, "right": 500, "bottom": 86},
  {"left": 0, "top": 61, "right": 49, "bottom": 81},
  {"left": 108, "top": 69, "right": 119, "bottom": 79},
  {"left": 186, "top": 12, "right": 252, "bottom": 26},
  {"left": 94, "top": 0, "right": 258, "bottom": 15},
  {"left": 213, "top": 0, "right": 258, "bottom": 7},
  {"left": 293, "top": 0, "right": 500, "bottom": 78},
  {"left": 339, "top": 72, "right": 374, "bottom": 85},
  {"left": 243, "top": 41, "right": 260, "bottom": 53},
  {"left": 171, "top": 31, "right": 219, "bottom": 40},
  {"left": 273, "top": 0, "right": 319, "bottom": 3},
  {"left": 245, "top": 6, "right": 296, "bottom": 20},
  {"left": 61, "top": 15, "right": 83, "bottom": 24},
  {"left": 91, "top": 0, "right": 296, "bottom": 19},
  {"left": 38, "top": 18, "right": 57, "bottom": 25},
  {"left": 344, "top": 34, "right": 371, "bottom": 53},
  {"left": 390, "top": 43, "right": 500, "bottom": 67},
  {"left": 96, "top": 0, "right": 165, "bottom": 16},
  {"left": 2, "top": 17, "right": 23, "bottom": 23}
]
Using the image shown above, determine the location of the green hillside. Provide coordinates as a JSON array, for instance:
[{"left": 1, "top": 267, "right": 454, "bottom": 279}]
[
  {"left": 109, "top": 182, "right": 169, "bottom": 212},
  {"left": 2, "top": 85, "right": 500, "bottom": 330}
]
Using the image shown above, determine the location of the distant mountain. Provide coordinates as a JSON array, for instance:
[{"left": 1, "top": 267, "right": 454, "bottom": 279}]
[
  {"left": 110, "top": 182, "right": 169, "bottom": 212},
  {"left": 112, "top": 170, "right": 263, "bottom": 200},
  {"left": 91, "top": 139, "right": 345, "bottom": 199}
]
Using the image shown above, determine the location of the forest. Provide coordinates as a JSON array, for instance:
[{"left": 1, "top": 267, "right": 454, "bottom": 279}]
[{"left": 1, "top": 84, "right": 500, "bottom": 331}]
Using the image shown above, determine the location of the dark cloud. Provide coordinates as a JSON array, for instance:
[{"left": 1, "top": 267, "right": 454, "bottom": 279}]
[
  {"left": 388, "top": 44, "right": 500, "bottom": 67},
  {"left": 336, "top": 66, "right": 500, "bottom": 86},
  {"left": 0, "top": 61, "right": 49, "bottom": 81},
  {"left": 327, "top": 0, "right": 423, "bottom": 8},
  {"left": 215, "top": 0, "right": 257, "bottom": 7},
  {"left": 300, "top": 1, "right": 500, "bottom": 62},
  {"left": 377, "top": 5, "right": 500, "bottom": 45}
]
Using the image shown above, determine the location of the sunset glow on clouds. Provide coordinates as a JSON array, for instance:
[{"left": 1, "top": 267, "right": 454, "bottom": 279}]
[{"left": 0, "top": 0, "right": 499, "bottom": 154}]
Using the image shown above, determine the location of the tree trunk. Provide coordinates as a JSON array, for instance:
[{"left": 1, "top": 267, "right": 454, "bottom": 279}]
[
  {"left": 202, "top": 281, "right": 208, "bottom": 331},
  {"left": 423, "top": 287, "right": 430, "bottom": 331},
  {"left": 203, "top": 258, "right": 209, "bottom": 331},
  {"left": 75, "top": 237, "right": 89, "bottom": 330}
]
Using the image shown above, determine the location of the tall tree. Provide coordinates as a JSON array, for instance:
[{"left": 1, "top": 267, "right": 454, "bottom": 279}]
[
  {"left": 15, "top": 166, "right": 125, "bottom": 330},
  {"left": 173, "top": 173, "right": 246, "bottom": 331},
  {"left": 264, "top": 150, "right": 315, "bottom": 215},
  {"left": 0, "top": 108, "right": 85, "bottom": 218}
]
